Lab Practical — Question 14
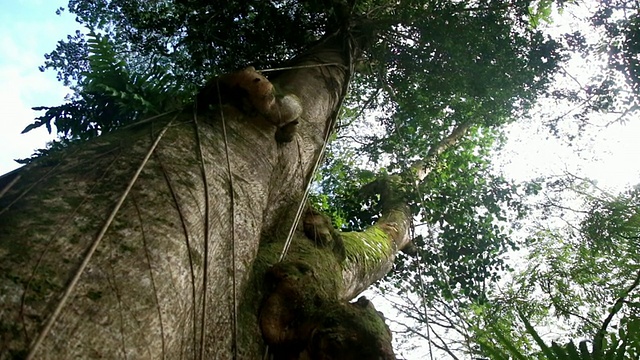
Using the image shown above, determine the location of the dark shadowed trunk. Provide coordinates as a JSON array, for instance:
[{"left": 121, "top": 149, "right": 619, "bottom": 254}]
[{"left": 0, "top": 32, "right": 410, "bottom": 359}]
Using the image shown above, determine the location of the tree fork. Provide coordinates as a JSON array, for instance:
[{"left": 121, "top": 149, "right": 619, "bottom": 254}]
[{"left": 0, "top": 30, "right": 409, "bottom": 359}]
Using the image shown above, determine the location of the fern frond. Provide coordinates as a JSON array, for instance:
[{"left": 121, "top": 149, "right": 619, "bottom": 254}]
[{"left": 25, "top": 30, "right": 184, "bottom": 145}]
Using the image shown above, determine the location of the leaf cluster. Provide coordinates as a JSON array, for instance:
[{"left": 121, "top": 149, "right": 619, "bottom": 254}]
[
  {"left": 23, "top": 32, "right": 181, "bottom": 146},
  {"left": 472, "top": 180, "right": 640, "bottom": 359},
  {"left": 479, "top": 311, "right": 640, "bottom": 360},
  {"left": 351, "top": 0, "right": 562, "bottom": 169},
  {"left": 387, "top": 132, "right": 528, "bottom": 302},
  {"left": 44, "top": 0, "right": 332, "bottom": 87}
]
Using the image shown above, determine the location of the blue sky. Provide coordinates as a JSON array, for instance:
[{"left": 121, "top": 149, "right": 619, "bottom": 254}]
[{"left": 0, "top": 0, "right": 78, "bottom": 174}]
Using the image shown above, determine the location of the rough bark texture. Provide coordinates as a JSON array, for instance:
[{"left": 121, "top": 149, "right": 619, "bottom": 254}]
[{"left": 0, "top": 33, "right": 406, "bottom": 359}]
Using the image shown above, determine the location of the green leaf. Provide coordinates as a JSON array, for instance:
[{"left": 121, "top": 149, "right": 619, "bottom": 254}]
[
  {"left": 518, "top": 310, "right": 557, "bottom": 360},
  {"left": 490, "top": 325, "right": 530, "bottom": 360},
  {"left": 478, "top": 339, "right": 512, "bottom": 360}
]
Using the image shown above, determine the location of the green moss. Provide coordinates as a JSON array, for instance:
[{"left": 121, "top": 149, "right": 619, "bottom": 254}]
[
  {"left": 342, "top": 227, "right": 392, "bottom": 271},
  {"left": 237, "top": 233, "right": 345, "bottom": 354},
  {"left": 351, "top": 301, "right": 392, "bottom": 339},
  {"left": 255, "top": 236, "right": 343, "bottom": 295}
]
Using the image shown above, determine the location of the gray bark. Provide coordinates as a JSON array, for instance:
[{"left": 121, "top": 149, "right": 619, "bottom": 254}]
[{"left": 0, "top": 35, "right": 405, "bottom": 359}]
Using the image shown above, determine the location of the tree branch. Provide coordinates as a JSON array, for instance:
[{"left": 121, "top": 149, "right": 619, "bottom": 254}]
[{"left": 592, "top": 269, "right": 640, "bottom": 358}]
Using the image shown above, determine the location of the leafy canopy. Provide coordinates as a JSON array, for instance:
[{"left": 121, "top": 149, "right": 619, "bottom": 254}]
[{"left": 474, "top": 179, "right": 640, "bottom": 360}]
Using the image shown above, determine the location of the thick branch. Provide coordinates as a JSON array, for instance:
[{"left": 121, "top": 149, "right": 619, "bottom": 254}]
[
  {"left": 340, "top": 177, "right": 412, "bottom": 299},
  {"left": 417, "top": 121, "right": 473, "bottom": 181},
  {"left": 592, "top": 269, "right": 640, "bottom": 358}
]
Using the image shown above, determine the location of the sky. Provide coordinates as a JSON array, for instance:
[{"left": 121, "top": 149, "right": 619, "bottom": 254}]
[
  {"left": 499, "top": 112, "right": 640, "bottom": 191},
  {"left": 0, "top": 0, "right": 77, "bottom": 175}
]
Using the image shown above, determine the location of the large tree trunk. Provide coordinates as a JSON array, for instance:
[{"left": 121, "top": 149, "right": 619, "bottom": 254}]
[{"left": 0, "top": 33, "right": 409, "bottom": 359}]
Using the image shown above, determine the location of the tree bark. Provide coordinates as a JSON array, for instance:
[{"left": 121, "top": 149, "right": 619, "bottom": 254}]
[{"left": 0, "top": 32, "right": 407, "bottom": 359}]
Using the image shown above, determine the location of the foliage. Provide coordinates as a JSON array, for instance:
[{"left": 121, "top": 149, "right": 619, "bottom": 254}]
[
  {"left": 356, "top": 2, "right": 562, "bottom": 169},
  {"left": 41, "top": 0, "right": 330, "bottom": 90},
  {"left": 590, "top": 1, "right": 640, "bottom": 99},
  {"left": 470, "top": 179, "right": 640, "bottom": 359},
  {"left": 391, "top": 132, "right": 527, "bottom": 300},
  {"left": 378, "top": 178, "right": 640, "bottom": 359},
  {"left": 309, "top": 0, "right": 564, "bottom": 304},
  {"left": 479, "top": 311, "right": 640, "bottom": 360},
  {"left": 23, "top": 31, "right": 181, "bottom": 144}
]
